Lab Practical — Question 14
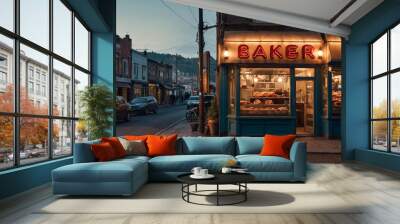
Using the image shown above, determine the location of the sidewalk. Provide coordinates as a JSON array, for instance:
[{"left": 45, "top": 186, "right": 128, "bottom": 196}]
[{"left": 158, "top": 119, "right": 200, "bottom": 136}]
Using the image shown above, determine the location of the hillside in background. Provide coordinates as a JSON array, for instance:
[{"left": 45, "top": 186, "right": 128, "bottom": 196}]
[{"left": 146, "top": 51, "right": 216, "bottom": 82}]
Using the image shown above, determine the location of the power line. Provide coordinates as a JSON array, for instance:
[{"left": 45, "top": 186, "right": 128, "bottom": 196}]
[
  {"left": 159, "top": 0, "right": 197, "bottom": 29},
  {"left": 187, "top": 6, "right": 198, "bottom": 23}
]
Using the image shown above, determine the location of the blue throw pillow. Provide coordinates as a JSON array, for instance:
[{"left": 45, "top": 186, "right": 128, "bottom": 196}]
[{"left": 236, "top": 137, "right": 264, "bottom": 155}]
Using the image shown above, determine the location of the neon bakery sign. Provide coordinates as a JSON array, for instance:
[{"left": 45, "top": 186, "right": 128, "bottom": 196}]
[{"left": 222, "top": 42, "right": 324, "bottom": 64}]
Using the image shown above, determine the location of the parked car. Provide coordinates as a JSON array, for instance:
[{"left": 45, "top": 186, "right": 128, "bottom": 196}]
[
  {"left": 116, "top": 96, "right": 130, "bottom": 122},
  {"left": 186, "top": 95, "right": 214, "bottom": 110},
  {"left": 129, "top": 96, "right": 158, "bottom": 115},
  {"left": 7, "top": 150, "right": 31, "bottom": 161}
]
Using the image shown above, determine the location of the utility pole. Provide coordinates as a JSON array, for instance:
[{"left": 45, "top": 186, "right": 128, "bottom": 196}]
[
  {"left": 198, "top": 8, "right": 205, "bottom": 134},
  {"left": 175, "top": 53, "right": 178, "bottom": 85}
]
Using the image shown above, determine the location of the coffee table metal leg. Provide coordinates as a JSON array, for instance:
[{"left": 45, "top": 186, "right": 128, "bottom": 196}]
[
  {"left": 180, "top": 182, "right": 250, "bottom": 206},
  {"left": 217, "top": 184, "right": 219, "bottom": 206},
  {"left": 245, "top": 183, "right": 247, "bottom": 201},
  {"left": 187, "top": 184, "right": 190, "bottom": 202}
]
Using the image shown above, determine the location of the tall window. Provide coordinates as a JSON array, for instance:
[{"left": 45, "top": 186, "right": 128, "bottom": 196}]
[
  {"left": 371, "top": 23, "right": 400, "bottom": 153},
  {"left": 122, "top": 59, "right": 129, "bottom": 76},
  {"left": 142, "top": 65, "right": 147, "bottom": 80},
  {"left": 134, "top": 63, "right": 139, "bottom": 79},
  {"left": 0, "top": 0, "right": 91, "bottom": 170}
]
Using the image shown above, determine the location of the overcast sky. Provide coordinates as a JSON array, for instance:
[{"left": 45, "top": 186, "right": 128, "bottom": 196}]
[{"left": 117, "top": 0, "right": 217, "bottom": 58}]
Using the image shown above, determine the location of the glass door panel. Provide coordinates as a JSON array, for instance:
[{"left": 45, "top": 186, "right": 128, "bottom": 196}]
[{"left": 296, "top": 80, "right": 314, "bottom": 135}]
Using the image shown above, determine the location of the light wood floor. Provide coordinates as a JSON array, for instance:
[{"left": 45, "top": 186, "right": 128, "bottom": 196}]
[{"left": 1, "top": 162, "right": 400, "bottom": 224}]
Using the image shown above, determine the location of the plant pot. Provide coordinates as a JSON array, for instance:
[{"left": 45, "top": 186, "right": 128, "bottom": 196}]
[
  {"left": 207, "top": 119, "right": 218, "bottom": 136},
  {"left": 189, "top": 122, "right": 199, "bottom": 132}
]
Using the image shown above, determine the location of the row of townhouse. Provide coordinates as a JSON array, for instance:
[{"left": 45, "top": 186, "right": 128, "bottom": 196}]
[{"left": 116, "top": 35, "right": 183, "bottom": 104}]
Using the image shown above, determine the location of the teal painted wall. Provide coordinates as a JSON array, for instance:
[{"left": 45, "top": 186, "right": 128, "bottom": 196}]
[
  {"left": 0, "top": 0, "right": 116, "bottom": 200},
  {"left": 344, "top": 0, "right": 400, "bottom": 171},
  {"left": 92, "top": 32, "right": 116, "bottom": 135},
  {"left": 355, "top": 149, "right": 400, "bottom": 172},
  {"left": 0, "top": 158, "right": 72, "bottom": 199}
]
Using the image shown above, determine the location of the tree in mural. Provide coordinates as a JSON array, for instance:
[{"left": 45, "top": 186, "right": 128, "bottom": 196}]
[{"left": 0, "top": 85, "right": 59, "bottom": 156}]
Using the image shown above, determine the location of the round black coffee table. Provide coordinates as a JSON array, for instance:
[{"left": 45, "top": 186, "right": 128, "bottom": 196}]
[{"left": 177, "top": 173, "right": 255, "bottom": 206}]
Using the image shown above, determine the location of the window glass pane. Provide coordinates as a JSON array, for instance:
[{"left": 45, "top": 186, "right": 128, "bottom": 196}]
[
  {"left": 20, "top": 117, "right": 49, "bottom": 165},
  {"left": 391, "top": 24, "right": 400, "bottom": 70},
  {"left": 75, "top": 120, "right": 88, "bottom": 143},
  {"left": 228, "top": 67, "right": 235, "bottom": 115},
  {"left": 75, "top": 18, "right": 89, "bottom": 70},
  {"left": 74, "top": 69, "right": 89, "bottom": 118},
  {"left": 20, "top": 44, "right": 49, "bottom": 115},
  {"left": 391, "top": 72, "right": 400, "bottom": 118},
  {"left": 53, "top": 119, "right": 72, "bottom": 157},
  {"left": 372, "top": 121, "right": 388, "bottom": 151},
  {"left": 372, "top": 33, "right": 387, "bottom": 76},
  {"left": 53, "top": 0, "right": 72, "bottom": 60},
  {"left": 239, "top": 68, "right": 290, "bottom": 116},
  {"left": 372, "top": 76, "right": 387, "bottom": 119},
  {"left": 20, "top": 0, "right": 49, "bottom": 49},
  {"left": 332, "top": 70, "right": 342, "bottom": 117},
  {"left": 391, "top": 120, "right": 400, "bottom": 153},
  {"left": 0, "top": 116, "right": 13, "bottom": 170},
  {"left": 295, "top": 68, "right": 314, "bottom": 77},
  {"left": 53, "top": 59, "right": 72, "bottom": 117},
  {"left": 0, "top": 0, "right": 14, "bottom": 31},
  {"left": 322, "top": 73, "right": 328, "bottom": 117},
  {"left": 0, "top": 35, "right": 14, "bottom": 112}
]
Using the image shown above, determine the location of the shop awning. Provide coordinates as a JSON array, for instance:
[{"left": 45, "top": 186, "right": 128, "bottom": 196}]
[{"left": 166, "top": 0, "right": 383, "bottom": 38}]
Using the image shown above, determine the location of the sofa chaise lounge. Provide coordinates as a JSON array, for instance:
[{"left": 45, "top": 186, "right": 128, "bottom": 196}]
[{"left": 52, "top": 136, "right": 307, "bottom": 196}]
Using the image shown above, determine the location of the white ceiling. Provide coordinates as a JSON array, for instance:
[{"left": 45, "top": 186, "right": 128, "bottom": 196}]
[
  {"left": 226, "top": 0, "right": 352, "bottom": 22},
  {"left": 166, "top": 0, "right": 384, "bottom": 38}
]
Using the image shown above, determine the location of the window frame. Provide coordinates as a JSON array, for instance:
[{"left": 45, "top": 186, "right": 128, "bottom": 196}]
[
  {"left": 370, "top": 21, "right": 400, "bottom": 154},
  {"left": 0, "top": 0, "right": 92, "bottom": 171},
  {"left": 142, "top": 65, "right": 146, "bottom": 80}
]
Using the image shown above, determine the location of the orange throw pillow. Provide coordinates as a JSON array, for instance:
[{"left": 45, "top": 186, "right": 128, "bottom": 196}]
[
  {"left": 260, "top": 134, "right": 296, "bottom": 159},
  {"left": 124, "top": 135, "right": 148, "bottom": 141},
  {"left": 101, "top": 137, "right": 126, "bottom": 158},
  {"left": 91, "top": 142, "right": 117, "bottom": 162},
  {"left": 146, "top": 134, "right": 177, "bottom": 157}
]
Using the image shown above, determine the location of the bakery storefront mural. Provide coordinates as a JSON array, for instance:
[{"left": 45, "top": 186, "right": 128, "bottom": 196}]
[{"left": 217, "top": 30, "right": 342, "bottom": 138}]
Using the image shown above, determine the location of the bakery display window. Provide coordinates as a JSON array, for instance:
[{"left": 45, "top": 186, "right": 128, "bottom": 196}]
[
  {"left": 228, "top": 67, "right": 236, "bottom": 115},
  {"left": 239, "top": 68, "right": 290, "bottom": 116},
  {"left": 323, "top": 72, "right": 329, "bottom": 117},
  {"left": 332, "top": 69, "right": 342, "bottom": 117}
]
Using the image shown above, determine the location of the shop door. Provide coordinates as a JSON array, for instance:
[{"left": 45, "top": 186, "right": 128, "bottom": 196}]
[{"left": 295, "top": 68, "right": 315, "bottom": 136}]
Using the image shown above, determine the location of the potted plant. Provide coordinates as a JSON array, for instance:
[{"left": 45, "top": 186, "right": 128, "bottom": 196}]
[
  {"left": 79, "top": 84, "right": 114, "bottom": 140},
  {"left": 207, "top": 98, "right": 219, "bottom": 136}
]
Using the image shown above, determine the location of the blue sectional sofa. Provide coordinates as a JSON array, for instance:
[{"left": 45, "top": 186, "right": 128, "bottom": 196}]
[{"left": 52, "top": 137, "right": 307, "bottom": 196}]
